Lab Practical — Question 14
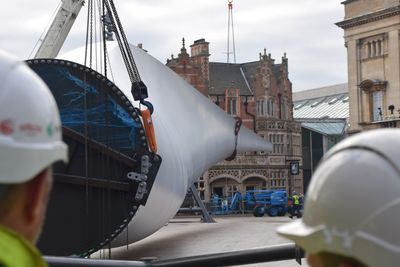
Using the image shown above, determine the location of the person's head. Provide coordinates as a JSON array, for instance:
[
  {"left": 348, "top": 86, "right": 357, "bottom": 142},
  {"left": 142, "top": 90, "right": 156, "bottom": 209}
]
[
  {"left": 277, "top": 129, "right": 400, "bottom": 267},
  {"left": 0, "top": 50, "right": 68, "bottom": 243}
]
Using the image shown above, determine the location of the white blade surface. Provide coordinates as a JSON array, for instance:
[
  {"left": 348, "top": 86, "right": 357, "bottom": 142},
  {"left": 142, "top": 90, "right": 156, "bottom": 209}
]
[{"left": 61, "top": 42, "right": 272, "bottom": 245}]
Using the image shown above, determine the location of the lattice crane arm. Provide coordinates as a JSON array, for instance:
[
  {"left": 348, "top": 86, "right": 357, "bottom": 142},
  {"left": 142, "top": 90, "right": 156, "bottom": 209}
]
[{"left": 34, "top": 0, "right": 85, "bottom": 59}]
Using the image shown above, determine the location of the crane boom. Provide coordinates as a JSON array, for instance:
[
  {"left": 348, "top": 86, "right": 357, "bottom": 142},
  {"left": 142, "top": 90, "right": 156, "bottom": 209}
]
[{"left": 34, "top": 0, "right": 85, "bottom": 59}]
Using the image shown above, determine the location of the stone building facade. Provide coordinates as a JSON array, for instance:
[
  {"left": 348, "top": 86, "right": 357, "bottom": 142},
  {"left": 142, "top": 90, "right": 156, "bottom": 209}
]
[
  {"left": 337, "top": 0, "right": 400, "bottom": 134},
  {"left": 167, "top": 38, "right": 302, "bottom": 201}
]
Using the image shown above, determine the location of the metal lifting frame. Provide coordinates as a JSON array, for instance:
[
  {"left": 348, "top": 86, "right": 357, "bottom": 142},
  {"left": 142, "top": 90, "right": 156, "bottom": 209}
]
[{"left": 190, "top": 184, "right": 216, "bottom": 223}]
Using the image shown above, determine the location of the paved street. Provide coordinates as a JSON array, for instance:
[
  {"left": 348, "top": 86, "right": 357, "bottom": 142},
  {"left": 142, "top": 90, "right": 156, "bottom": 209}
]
[{"left": 98, "top": 215, "right": 309, "bottom": 267}]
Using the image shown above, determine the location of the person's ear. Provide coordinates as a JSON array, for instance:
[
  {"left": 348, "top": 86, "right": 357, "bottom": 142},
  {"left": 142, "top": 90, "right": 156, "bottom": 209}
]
[{"left": 24, "top": 169, "right": 50, "bottom": 223}]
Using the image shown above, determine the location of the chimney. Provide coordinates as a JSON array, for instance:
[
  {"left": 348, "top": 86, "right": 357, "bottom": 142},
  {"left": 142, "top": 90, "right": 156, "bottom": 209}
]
[
  {"left": 190, "top": 39, "right": 210, "bottom": 57},
  {"left": 190, "top": 39, "right": 211, "bottom": 95}
]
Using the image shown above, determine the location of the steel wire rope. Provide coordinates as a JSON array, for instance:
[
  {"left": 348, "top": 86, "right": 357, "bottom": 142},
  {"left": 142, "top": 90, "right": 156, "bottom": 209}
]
[
  {"left": 107, "top": 0, "right": 142, "bottom": 83},
  {"left": 101, "top": 1, "right": 113, "bottom": 257},
  {"left": 92, "top": 0, "right": 105, "bottom": 254},
  {"left": 94, "top": 0, "right": 98, "bottom": 71},
  {"left": 103, "top": 0, "right": 134, "bottom": 83},
  {"left": 98, "top": 0, "right": 106, "bottom": 258},
  {"left": 94, "top": 1, "right": 122, "bottom": 256},
  {"left": 83, "top": 0, "right": 94, "bottom": 257},
  {"left": 101, "top": 0, "right": 108, "bottom": 78},
  {"left": 102, "top": 2, "right": 143, "bottom": 252}
]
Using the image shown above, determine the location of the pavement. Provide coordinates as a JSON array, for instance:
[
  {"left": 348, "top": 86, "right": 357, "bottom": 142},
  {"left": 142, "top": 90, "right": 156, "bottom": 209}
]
[{"left": 96, "top": 215, "right": 309, "bottom": 267}]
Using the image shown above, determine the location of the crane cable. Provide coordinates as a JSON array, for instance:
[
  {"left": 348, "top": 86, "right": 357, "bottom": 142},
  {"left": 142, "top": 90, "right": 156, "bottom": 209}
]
[{"left": 102, "top": 0, "right": 157, "bottom": 153}]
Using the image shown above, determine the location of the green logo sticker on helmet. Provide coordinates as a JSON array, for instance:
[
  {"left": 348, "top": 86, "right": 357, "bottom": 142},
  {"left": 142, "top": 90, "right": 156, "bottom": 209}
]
[{"left": 47, "top": 122, "right": 54, "bottom": 137}]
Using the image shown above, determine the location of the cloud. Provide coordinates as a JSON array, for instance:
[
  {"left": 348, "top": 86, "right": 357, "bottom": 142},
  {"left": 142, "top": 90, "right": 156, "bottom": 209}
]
[{"left": 0, "top": 0, "right": 347, "bottom": 91}]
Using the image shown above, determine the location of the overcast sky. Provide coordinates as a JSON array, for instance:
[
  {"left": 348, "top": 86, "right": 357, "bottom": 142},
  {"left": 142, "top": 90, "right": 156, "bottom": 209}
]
[{"left": 0, "top": 0, "right": 347, "bottom": 92}]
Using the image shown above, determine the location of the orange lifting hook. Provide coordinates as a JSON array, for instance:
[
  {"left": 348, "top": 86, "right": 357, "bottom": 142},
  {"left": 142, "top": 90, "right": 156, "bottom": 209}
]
[{"left": 141, "top": 108, "right": 157, "bottom": 153}]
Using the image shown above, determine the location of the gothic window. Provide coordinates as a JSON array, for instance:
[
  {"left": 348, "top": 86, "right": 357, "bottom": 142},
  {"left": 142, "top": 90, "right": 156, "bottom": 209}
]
[
  {"left": 225, "top": 88, "right": 240, "bottom": 116},
  {"left": 227, "top": 97, "right": 237, "bottom": 115},
  {"left": 257, "top": 98, "right": 266, "bottom": 116}
]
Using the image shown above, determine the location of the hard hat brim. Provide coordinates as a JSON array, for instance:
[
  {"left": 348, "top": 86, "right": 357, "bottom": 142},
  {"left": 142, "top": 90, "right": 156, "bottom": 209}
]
[
  {"left": 0, "top": 141, "right": 68, "bottom": 184},
  {"left": 277, "top": 220, "right": 325, "bottom": 252}
]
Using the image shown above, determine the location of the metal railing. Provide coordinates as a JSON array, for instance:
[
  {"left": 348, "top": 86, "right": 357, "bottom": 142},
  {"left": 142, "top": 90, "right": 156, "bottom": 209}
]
[{"left": 45, "top": 243, "right": 304, "bottom": 267}]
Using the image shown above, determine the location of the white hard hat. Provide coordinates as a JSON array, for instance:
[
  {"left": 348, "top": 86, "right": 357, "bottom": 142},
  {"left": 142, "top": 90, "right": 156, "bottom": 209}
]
[
  {"left": 0, "top": 50, "right": 68, "bottom": 184},
  {"left": 277, "top": 129, "right": 400, "bottom": 267}
]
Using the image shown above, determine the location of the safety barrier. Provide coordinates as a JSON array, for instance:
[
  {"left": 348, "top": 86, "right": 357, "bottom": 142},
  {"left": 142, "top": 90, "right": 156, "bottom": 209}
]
[{"left": 45, "top": 243, "right": 304, "bottom": 267}]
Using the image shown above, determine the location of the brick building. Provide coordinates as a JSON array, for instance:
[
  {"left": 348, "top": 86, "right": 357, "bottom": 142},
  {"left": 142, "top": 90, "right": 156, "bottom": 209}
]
[{"left": 167, "top": 38, "right": 302, "bottom": 201}]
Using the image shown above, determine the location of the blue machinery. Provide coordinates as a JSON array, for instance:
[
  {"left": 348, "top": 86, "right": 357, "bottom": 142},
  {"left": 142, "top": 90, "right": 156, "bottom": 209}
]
[{"left": 212, "top": 190, "right": 289, "bottom": 216}]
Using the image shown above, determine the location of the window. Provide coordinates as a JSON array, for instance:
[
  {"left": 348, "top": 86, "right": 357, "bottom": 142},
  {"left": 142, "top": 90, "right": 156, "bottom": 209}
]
[
  {"left": 280, "top": 98, "right": 286, "bottom": 119},
  {"left": 257, "top": 98, "right": 266, "bottom": 116},
  {"left": 267, "top": 98, "right": 274, "bottom": 116},
  {"left": 359, "top": 79, "right": 387, "bottom": 122},
  {"left": 227, "top": 97, "right": 237, "bottom": 115},
  {"left": 372, "top": 91, "right": 383, "bottom": 121},
  {"left": 225, "top": 88, "right": 240, "bottom": 116},
  {"left": 311, "top": 101, "right": 320, "bottom": 107},
  {"left": 294, "top": 103, "right": 303, "bottom": 110},
  {"left": 227, "top": 185, "right": 238, "bottom": 196},
  {"left": 246, "top": 186, "right": 255, "bottom": 191},
  {"left": 328, "top": 98, "right": 337, "bottom": 104}
]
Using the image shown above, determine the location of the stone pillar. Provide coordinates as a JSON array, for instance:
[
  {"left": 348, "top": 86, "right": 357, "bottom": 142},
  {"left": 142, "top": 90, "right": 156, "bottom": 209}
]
[
  {"left": 385, "top": 30, "right": 400, "bottom": 111},
  {"left": 346, "top": 39, "right": 362, "bottom": 133}
]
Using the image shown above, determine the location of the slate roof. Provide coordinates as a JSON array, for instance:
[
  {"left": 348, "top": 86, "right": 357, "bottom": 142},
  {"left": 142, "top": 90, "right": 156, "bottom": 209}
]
[
  {"left": 208, "top": 61, "right": 281, "bottom": 96},
  {"left": 209, "top": 63, "right": 251, "bottom": 95}
]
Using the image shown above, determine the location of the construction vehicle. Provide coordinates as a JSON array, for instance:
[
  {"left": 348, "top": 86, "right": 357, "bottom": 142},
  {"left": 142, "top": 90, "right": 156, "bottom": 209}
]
[
  {"left": 245, "top": 190, "right": 288, "bottom": 217},
  {"left": 211, "top": 190, "right": 288, "bottom": 216}
]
